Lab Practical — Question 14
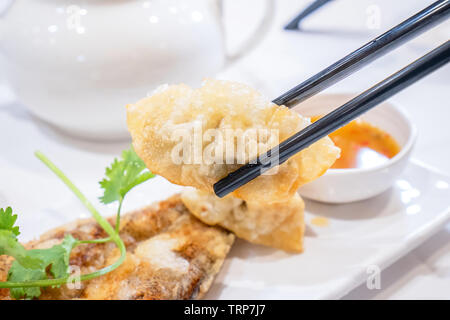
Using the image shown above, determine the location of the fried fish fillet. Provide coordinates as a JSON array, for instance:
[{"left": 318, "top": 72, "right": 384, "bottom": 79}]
[
  {"left": 0, "top": 195, "right": 234, "bottom": 300},
  {"left": 127, "top": 79, "right": 340, "bottom": 203},
  {"left": 181, "top": 189, "right": 305, "bottom": 252}
]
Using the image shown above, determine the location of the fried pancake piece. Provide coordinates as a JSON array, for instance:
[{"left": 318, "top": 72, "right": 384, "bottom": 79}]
[
  {"left": 181, "top": 188, "right": 305, "bottom": 252},
  {"left": 0, "top": 195, "right": 234, "bottom": 300},
  {"left": 127, "top": 79, "right": 340, "bottom": 203}
]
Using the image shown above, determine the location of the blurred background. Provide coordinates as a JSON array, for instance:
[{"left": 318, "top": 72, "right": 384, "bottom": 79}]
[{"left": 0, "top": 0, "right": 449, "bottom": 299}]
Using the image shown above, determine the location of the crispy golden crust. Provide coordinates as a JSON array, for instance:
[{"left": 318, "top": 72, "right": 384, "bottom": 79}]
[
  {"left": 127, "top": 79, "right": 340, "bottom": 204},
  {"left": 182, "top": 189, "right": 305, "bottom": 252},
  {"left": 0, "top": 195, "right": 234, "bottom": 300}
]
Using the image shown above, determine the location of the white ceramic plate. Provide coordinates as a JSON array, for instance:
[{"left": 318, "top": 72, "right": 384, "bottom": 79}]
[
  {"left": 1, "top": 156, "right": 448, "bottom": 299},
  {"left": 204, "top": 160, "right": 450, "bottom": 299},
  {"left": 0, "top": 99, "right": 449, "bottom": 300}
]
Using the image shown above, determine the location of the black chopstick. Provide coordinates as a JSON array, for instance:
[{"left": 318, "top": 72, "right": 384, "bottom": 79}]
[
  {"left": 213, "top": 41, "right": 450, "bottom": 198},
  {"left": 284, "top": 0, "right": 334, "bottom": 30},
  {"left": 274, "top": 0, "right": 450, "bottom": 107}
]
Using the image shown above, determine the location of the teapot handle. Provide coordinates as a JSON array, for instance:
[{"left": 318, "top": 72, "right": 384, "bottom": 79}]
[{"left": 220, "top": 0, "right": 275, "bottom": 66}]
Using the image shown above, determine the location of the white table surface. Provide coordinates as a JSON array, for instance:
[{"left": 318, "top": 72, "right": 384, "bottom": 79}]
[{"left": 0, "top": 0, "right": 449, "bottom": 299}]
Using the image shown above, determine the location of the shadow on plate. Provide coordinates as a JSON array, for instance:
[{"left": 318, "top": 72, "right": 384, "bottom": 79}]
[
  {"left": 2, "top": 100, "right": 130, "bottom": 154},
  {"left": 0, "top": 101, "right": 29, "bottom": 120},
  {"left": 226, "top": 238, "right": 281, "bottom": 260},
  {"left": 31, "top": 114, "right": 131, "bottom": 154},
  {"left": 305, "top": 225, "right": 318, "bottom": 237},
  {"left": 204, "top": 238, "right": 301, "bottom": 299}
]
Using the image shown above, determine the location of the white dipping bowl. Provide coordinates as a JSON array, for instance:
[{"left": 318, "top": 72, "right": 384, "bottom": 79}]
[{"left": 296, "top": 94, "right": 417, "bottom": 204}]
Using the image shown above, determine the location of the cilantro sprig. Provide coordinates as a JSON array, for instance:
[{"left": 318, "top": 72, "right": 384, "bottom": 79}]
[
  {"left": 0, "top": 147, "right": 155, "bottom": 299},
  {"left": 99, "top": 148, "right": 155, "bottom": 232}
]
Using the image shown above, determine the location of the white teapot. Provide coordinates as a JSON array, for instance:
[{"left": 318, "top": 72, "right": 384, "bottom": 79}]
[{"left": 0, "top": 0, "right": 273, "bottom": 140}]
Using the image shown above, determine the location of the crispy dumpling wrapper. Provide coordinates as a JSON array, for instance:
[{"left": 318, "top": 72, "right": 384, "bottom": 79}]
[
  {"left": 0, "top": 195, "right": 234, "bottom": 300},
  {"left": 127, "top": 79, "right": 340, "bottom": 203},
  {"left": 181, "top": 188, "right": 305, "bottom": 252}
]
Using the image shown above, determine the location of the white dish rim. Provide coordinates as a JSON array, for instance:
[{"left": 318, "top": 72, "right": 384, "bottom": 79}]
[{"left": 326, "top": 158, "right": 450, "bottom": 298}]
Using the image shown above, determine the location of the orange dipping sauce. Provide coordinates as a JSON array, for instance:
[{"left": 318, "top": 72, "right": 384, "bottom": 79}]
[{"left": 311, "top": 116, "right": 401, "bottom": 169}]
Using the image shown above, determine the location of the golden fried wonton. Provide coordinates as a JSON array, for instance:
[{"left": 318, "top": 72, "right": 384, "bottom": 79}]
[
  {"left": 127, "top": 79, "right": 339, "bottom": 203},
  {"left": 181, "top": 188, "right": 305, "bottom": 252}
]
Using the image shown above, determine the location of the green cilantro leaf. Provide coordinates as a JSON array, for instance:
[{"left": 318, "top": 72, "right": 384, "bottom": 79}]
[
  {"left": 0, "top": 207, "right": 20, "bottom": 236},
  {"left": 7, "top": 234, "right": 77, "bottom": 299},
  {"left": 29, "top": 234, "right": 77, "bottom": 279},
  {"left": 0, "top": 207, "right": 41, "bottom": 269},
  {"left": 99, "top": 147, "right": 155, "bottom": 204},
  {"left": 0, "top": 207, "right": 77, "bottom": 299},
  {"left": 8, "top": 264, "right": 45, "bottom": 300},
  {"left": 0, "top": 231, "right": 39, "bottom": 269}
]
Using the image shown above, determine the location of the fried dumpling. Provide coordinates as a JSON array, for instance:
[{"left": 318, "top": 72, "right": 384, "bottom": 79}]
[
  {"left": 0, "top": 195, "right": 234, "bottom": 300},
  {"left": 181, "top": 188, "right": 305, "bottom": 252},
  {"left": 127, "top": 79, "right": 340, "bottom": 203}
]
